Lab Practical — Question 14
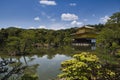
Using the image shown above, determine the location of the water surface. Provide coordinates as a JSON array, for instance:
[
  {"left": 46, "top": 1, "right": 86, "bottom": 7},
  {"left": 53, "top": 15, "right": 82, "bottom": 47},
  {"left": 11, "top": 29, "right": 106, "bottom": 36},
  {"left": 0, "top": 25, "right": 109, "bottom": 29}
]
[{"left": 0, "top": 46, "right": 94, "bottom": 80}]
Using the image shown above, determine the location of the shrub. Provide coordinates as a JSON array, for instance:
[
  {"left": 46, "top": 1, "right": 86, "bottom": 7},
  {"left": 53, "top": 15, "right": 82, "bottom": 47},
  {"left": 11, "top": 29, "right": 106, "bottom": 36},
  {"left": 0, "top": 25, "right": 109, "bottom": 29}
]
[{"left": 58, "top": 52, "right": 115, "bottom": 80}]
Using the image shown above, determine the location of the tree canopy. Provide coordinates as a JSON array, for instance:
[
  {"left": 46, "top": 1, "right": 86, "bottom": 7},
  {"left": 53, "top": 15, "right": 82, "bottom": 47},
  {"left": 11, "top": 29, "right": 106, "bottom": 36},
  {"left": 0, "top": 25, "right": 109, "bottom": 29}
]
[
  {"left": 97, "top": 12, "right": 120, "bottom": 55},
  {"left": 0, "top": 27, "right": 76, "bottom": 55}
]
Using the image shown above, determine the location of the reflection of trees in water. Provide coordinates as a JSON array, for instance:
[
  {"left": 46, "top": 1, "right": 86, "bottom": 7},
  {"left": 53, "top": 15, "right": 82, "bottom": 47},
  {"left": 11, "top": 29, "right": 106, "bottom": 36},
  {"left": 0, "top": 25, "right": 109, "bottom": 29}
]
[
  {"left": 33, "top": 46, "right": 76, "bottom": 59},
  {"left": 0, "top": 58, "right": 9, "bottom": 74},
  {"left": 0, "top": 57, "right": 22, "bottom": 80},
  {"left": 0, "top": 46, "right": 82, "bottom": 79},
  {"left": 0, "top": 56, "right": 39, "bottom": 80},
  {"left": 21, "top": 64, "right": 39, "bottom": 80},
  {"left": 37, "top": 45, "right": 94, "bottom": 59}
]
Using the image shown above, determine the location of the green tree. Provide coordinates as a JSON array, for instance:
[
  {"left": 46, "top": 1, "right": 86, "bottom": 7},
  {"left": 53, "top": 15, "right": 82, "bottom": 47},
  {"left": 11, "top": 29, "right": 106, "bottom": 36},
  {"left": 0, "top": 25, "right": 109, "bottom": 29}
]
[
  {"left": 45, "top": 30, "right": 54, "bottom": 45},
  {"left": 4, "top": 29, "right": 36, "bottom": 55},
  {"left": 20, "top": 30, "right": 35, "bottom": 53},
  {"left": 21, "top": 64, "right": 39, "bottom": 80},
  {"left": 0, "top": 26, "right": 77, "bottom": 54},
  {"left": 106, "top": 12, "right": 120, "bottom": 26},
  {"left": 97, "top": 12, "right": 120, "bottom": 55},
  {"left": 6, "top": 36, "right": 21, "bottom": 54},
  {"left": 58, "top": 52, "right": 115, "bottom": 80},
  {"left": 0, "top": 28, "right": 8, "bottom": 50}
]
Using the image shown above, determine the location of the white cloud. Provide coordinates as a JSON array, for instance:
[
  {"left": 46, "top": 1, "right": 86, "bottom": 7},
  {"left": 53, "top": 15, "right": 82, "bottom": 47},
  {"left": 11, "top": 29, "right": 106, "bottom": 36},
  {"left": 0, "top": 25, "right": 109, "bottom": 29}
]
[
  {"left": 14, "top": 26, "right": 22, "bottom": 28},
  {"left": 37, "top": 24, "right": 64, "bottom": 30},
  {"left": 49, "top": 23, "right": 66, "bottom": 30},
  {"left": 69, "top": 3, "right": 76, "bottom": 6},
  {"left": 61, "top": 13, "right": 78, "bottom": 21},
  {"left": 40, "top": 0, "right": 56, "bottom": 6},
  {"left": 38, "top": 25, "right": 46, "bottom": 29},
  {"left": 71, "top": 20, "right": 83, "bottom": 27},
  {"left": 37, "top": 24, "right": 65, "bottom": 30},
  {"left": 34, "top": 17, "right": 40, "bottom": 21},
  {"left": 29, "top": 27, "right": 36, "bottom": 29},
  {"left": 100, "top": 15, "right": 110, "bottom": 23}
]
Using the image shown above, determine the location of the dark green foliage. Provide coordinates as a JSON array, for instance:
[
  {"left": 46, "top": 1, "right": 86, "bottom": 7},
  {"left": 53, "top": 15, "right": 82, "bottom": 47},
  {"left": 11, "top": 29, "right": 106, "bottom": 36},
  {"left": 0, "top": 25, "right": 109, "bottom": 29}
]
[
  {"left": 97, "top": 12, "right": 120, "bottom": 55},
  {"left": 0, "top": 27, "right": 76, "bottom": 54},
  {"left": 21, "top": 64, "right": 39, "bottom": 80},
  {"left": 0, "top": 29, "right": 8, "bottom": 50},
  {"left": 21, "top": 74, "right": 38, "bottom": 80},
  {"left": 106, "top": 12, "right": 120, "bottom": 26}
]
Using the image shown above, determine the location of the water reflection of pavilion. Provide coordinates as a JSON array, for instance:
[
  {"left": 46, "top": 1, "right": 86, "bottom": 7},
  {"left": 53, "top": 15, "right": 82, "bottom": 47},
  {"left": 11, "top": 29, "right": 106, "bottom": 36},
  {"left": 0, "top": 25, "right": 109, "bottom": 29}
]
[{"left": 72, "top": 26, "right": 98, "bottom": 48}]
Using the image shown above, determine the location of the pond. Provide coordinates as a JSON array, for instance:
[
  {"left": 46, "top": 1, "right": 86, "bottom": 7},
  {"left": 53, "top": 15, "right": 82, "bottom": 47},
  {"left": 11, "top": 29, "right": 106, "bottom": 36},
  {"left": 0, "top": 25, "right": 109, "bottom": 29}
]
[
  {"left": 0, "top": 46, "right": 94, "bottom": 80},
  {"left": 25, "top": 54, "right": 71, "bottom": 80}
]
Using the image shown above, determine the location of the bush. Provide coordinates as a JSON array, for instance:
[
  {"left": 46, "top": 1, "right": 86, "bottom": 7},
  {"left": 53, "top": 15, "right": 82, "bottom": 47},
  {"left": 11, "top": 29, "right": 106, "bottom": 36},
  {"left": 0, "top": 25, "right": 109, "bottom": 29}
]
[{"left": 58, "top": 52, "right": 115, "bottom": 80}]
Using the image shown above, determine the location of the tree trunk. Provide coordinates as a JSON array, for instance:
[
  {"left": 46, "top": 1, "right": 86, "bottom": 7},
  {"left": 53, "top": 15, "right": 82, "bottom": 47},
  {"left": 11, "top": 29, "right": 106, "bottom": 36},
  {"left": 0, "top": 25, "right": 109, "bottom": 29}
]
[{"left": 23, "top": 42, "right": 27, "bottom": 55}]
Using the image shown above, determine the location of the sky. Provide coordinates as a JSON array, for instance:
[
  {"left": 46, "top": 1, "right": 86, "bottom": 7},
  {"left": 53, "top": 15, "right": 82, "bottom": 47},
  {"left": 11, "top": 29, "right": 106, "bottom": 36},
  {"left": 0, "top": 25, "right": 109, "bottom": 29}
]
[{"left": 0, "top": 0, "right": 120, "bottom": 30}]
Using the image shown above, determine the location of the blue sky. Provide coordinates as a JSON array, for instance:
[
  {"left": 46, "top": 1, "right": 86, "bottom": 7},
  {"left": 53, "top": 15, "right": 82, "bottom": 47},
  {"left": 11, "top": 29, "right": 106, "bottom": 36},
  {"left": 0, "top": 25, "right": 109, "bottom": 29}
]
[{"left": 0, "top": 0, "right": 120, "bottom": 30}]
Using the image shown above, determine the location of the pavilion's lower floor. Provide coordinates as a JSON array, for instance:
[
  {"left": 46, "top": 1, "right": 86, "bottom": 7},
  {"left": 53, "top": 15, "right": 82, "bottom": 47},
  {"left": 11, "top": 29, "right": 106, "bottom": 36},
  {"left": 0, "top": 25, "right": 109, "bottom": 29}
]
[{"left": 72, "top": 38, "right": 96, "bottom": 46}]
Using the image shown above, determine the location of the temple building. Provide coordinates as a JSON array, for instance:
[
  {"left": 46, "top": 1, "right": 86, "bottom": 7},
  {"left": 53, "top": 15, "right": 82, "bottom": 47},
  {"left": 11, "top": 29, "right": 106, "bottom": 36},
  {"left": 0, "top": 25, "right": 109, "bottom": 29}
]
[{"left": 72, "top": 26, "right": 98, "bottom": 46}]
